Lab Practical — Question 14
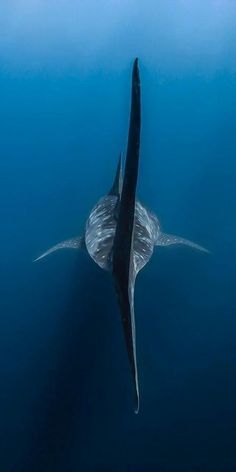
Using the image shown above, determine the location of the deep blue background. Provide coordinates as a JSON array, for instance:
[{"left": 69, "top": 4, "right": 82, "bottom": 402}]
[{"left": 1, "top": 2, "right": 236, "bottom": 471}]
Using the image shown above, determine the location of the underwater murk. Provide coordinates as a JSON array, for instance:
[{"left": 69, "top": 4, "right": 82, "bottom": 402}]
[{"left": 0, "top": 2, "right": 236, "bottom": 472}]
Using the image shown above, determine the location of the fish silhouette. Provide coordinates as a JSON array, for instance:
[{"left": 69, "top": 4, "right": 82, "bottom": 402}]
[{"left": 34, "top": 59, "right": 208, "bottom": 413}]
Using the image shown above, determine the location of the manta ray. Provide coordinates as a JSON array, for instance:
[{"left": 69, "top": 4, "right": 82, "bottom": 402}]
[{"left": 34, "top": 59, "right": 208, "bottom": 413}]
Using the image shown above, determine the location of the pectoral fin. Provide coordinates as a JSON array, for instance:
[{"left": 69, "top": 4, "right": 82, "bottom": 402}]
[
  {"left": 156, "top": 232, "right": 209, "bottom": 253},
  {"left": 33, "top": 236, "right": 84, "bottom": 262}
]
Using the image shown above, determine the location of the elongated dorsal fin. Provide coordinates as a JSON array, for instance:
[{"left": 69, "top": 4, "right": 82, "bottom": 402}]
[
  {"left": 108, "top": 153, "right": 123, "bottom": 197},
  {"left": 112, "top": 58, "right": 141, "bottom": 413}
]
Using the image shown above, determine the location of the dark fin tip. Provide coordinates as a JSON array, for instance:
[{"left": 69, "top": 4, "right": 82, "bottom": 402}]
[
  {"left": 108, "top": 153, "right": 123, "bottom": 197},
  {"left": 132, "top": 58, "right": 140, "bottom": 91},
  {"left": 133, "top": 58, "right": 139, "bottom": 72}
]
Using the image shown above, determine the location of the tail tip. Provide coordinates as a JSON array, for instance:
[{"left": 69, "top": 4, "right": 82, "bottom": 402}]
[{"left": 134, "top": 392, "right": 140, "bottom": 414}]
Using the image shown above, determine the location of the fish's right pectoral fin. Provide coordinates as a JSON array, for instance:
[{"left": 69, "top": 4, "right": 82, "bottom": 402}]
[
  {"left": 156, "top": 232, "right": 210, "bottom": 253},
  {"left": 33, "top": 236, "right": 84, "bottom": 262}
]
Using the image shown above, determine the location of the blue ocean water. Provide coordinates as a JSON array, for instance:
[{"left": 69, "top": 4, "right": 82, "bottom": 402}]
[{"left": 1, "top": 2, "right": 236, "bottom": 471}]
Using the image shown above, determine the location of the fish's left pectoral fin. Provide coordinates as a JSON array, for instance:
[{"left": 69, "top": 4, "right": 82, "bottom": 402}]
[
  {"left": 33, "top": 236, "right": 84, "bottom": 262},
  {"left": 156, "top": 232, "right": 210, "bottom": 253}
]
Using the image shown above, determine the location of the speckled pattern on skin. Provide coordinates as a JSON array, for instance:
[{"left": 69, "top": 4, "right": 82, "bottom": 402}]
[
  {"left": 34, "top": 195, "right": 208, "bottom": 265},
  {"left": 85, "top": 195, "right": 159, "bottom": 273}
]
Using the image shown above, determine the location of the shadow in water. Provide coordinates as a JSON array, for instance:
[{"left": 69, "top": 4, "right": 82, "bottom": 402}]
[{"left": 22, "top": 255, "right": 116, "bottom": 471}]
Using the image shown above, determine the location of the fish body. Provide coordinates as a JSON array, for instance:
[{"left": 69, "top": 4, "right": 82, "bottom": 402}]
[{"left": 34, "top": 59, "right": 208, "bottom": 412}]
